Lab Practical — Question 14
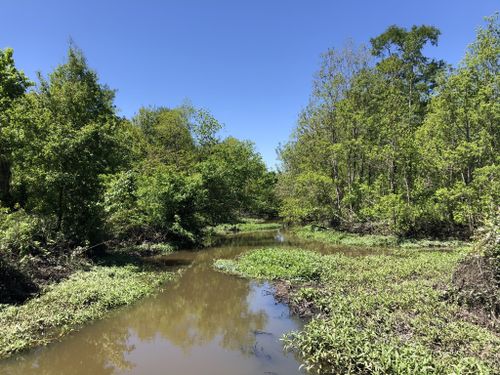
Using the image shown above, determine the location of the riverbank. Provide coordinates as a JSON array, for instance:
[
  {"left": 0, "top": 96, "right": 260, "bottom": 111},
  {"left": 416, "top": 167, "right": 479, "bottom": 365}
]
[
  {"left": 214, "top": 247, "right": 500, "bottom": 374},
  {"left": 292, "top": 225, "right": 467, "bottom": 248},
  {"left": 0, "top": 256, "right": 178, "bottom": 359},
  {"left": 0, "top": 220, "right": 278, "bottom": 360},
  {"left": 213, "top": 218, "right": 281, "bottom": 235}
]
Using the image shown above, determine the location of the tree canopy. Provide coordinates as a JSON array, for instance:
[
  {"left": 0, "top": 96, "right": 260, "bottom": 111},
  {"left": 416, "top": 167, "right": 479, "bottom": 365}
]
[{"left": 278, "top": 15, "right": 499, "bottom": 238}]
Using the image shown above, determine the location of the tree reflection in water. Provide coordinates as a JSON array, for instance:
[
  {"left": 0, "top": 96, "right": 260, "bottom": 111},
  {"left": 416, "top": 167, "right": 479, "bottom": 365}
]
[{"left": 128, "top": 262, "right": 267, "bottom": 353}]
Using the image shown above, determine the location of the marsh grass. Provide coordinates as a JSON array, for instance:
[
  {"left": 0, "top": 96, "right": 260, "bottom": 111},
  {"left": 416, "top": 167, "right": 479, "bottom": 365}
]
[
  {"left": 294, "top": 226, "right": 466, "bottom": 249},
  {"left": 214, "top": 248, "right": 322, "bottom": 280},
  {"left": 126, "top": 242, "right": 176, "bottom": 256},
  {"left": 215, "top": 247, "right": 500, "bottom": 374},
  {"left": 214, "top": 222, "right": 281, "bottom": 235},
  {"left": 0, "top": 264, "right": 176, "bottom": 359}
]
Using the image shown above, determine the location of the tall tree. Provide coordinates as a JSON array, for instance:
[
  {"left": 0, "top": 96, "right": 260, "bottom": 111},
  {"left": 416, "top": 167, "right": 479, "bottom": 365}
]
[
  {"left": 15, "top": 45, "right": 121, "bottom": 243},
  {"left": 0, "top": 48, "right": 31, "bottom": 206},
  {"left": 370, "top": 25, "right": 444, "bottom": 205},
  {"left": 417, "top": 14, "right": 499, "bottom": 233}
]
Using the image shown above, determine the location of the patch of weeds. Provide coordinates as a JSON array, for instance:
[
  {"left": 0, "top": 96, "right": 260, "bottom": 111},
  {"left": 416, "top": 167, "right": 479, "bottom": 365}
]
[
  {"left": 240, "top": 218, "right": 267, "bottom": 224},
  {"left": 128, "top": 242, "right": 176, "bottom": 256},
  {"left": 214, "top": 222, "right": 281, "bottom": 235},
  {"left": 0, "top": 265, "right": 177, "bottom": 359},
  {"left": 400, "top": 239, "right": 466, "bottom": 249},
  {"left": 293, "top": 225, "right": 398, "bottom": 247},
  {"left": 216, "top": 246, "right": 500, "bottom": 373},
  {"left": 294, "top": 226, "right": 468, "bottom": 249},
  {"left": 214, "top": 248, "right": 322, "bottom": 281}
]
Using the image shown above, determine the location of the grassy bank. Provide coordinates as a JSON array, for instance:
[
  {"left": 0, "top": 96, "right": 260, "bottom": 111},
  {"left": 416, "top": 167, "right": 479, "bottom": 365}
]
[
  {"left": 215, "top": 247, "right": 500, "bottom": 374},
  {"left": 214, "top": 219, "right": 281, "bottom": 235},
  {"left": 292, "top": 225, "right": 466, "bottom": 248},
  {"left": 0, "top": 263, "right": 177, "bottom": 359}
]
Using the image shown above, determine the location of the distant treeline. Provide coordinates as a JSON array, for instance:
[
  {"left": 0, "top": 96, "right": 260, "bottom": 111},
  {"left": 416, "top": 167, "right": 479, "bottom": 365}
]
[{"left": 278, "top": 15, "right": 499, "bottom": 238}]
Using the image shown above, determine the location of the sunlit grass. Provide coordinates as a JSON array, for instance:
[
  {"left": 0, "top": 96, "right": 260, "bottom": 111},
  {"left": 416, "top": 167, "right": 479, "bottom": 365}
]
[
  {"left": 0, "top": 265, "right": 176, "bottom": 359},
  {"left": 293, "top": 225, "right": 466, "bottom": 248},
  {"left": 214, "top": 222, "right": 281, "bottom": 235},
  {"left": 215, "top": 246, "right": 500, "bottom": 374}
]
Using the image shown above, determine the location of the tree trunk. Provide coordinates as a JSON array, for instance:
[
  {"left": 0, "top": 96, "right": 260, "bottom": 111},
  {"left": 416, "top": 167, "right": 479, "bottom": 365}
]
[{"left": 56, "top": 186, "right": 65, "bottom": 231}]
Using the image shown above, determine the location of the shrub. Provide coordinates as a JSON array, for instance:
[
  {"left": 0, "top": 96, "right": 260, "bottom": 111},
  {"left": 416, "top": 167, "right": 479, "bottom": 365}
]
[{"left": 0, "top": 208, "right": 45, "bottom": 255}]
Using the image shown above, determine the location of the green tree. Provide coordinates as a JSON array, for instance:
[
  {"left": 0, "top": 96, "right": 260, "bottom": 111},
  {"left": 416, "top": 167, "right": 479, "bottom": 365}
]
[
  {"left": 417, "top": 14, "right": 499, "bottom": 233},
  {"left": 13, "top": 46, "right": 122, "bottom": 243},
  {"left": 0, "top": 48, "right": 31, "bottom": 206},
  {"left": 132, "top": 106, "right": 196, "bottom": 167},
  {"left": 370, "top": 24, "right": 444, "bottom": 207},
  {"left": 197, "top": 137, "right": 268, "bottom": 223}
]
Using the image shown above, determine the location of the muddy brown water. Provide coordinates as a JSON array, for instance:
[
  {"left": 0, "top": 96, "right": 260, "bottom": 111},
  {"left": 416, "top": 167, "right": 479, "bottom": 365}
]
[{"left": 0, "top": 230, "right": 386, "bottom": 375}]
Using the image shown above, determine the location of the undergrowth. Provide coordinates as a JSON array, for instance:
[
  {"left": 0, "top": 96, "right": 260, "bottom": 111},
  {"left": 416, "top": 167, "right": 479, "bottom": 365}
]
[
  {"left": 293, "top": 225, "right": 466, "bottom": 248},
  {"left": 214, "top": 221, "right": 281, "bottom": 235},
  {"left": 0, "top": 265, "right": 176, "bottom": 359}
]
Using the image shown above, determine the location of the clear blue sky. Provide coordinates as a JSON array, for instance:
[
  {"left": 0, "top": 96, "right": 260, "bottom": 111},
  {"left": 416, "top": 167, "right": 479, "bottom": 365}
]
[{"left": 1, "top": 1, "right": 498, "bottom": 168}]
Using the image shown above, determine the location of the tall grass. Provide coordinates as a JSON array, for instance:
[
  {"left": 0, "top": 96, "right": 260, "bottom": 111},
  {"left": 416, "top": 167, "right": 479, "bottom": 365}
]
[{"left": 293, "top": 225, "right": 466, "bottom": 248}]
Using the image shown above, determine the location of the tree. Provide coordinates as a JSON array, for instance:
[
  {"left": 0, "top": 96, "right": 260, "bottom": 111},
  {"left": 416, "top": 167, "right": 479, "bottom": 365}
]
[
  {"left": 197, "top": 137, "right": 268, "bottom": 223},
  {"left": 133, "top": 106, "right": 196, "bottom": 167},
  {"left": 13, "top": 45, "right": 122, "bottom": 243},
  {"left": 0, "top": 48, "right": 31, "bottom": 206},
  {"left": 370, "top": 25, "right": 444, "bottom": 206},
  {"left": 277, "top": 42, "right": 372, "bottom": 225}
]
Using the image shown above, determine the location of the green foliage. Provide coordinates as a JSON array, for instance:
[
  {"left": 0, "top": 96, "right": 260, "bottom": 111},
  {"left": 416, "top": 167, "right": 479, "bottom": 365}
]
[
  {"left": 128, "top": 242, "right": 176, "bottom": 256},
  {"left": 0, "top": 47, "right": 31, "bottom": 206},
  {"left": 216, "top": 247, "right": 499, "bottom": 373},
  {"left": 197, "top": 137, "right": 271, "bottom": 223},
  {"left": 116, "top": 105, "right": 274, "bottom": 245},
  {"left": 7, "top": 46, "right": 123, "bottom": 244},
  {"left": 1, "top": 43, "right": 275, "bottom": 256},
  {"left": 103, "top": 165, "right": 207, "bottom": 245},
  {"left": 0, "top": 264, "right": 176, "bottom": 359},
  {"left": 214, "top": 221, "right": 281, "bottom": 235},
  {"left": 102, "top": 170, "right": 142, "bottom": 237},
  {"left": 132, "top": 106, "right": 196, "bottom": 166},
  {"left": 476, "top": 209, "right": 500, "bottom": 265},
  {"left": 0, "top": 48, "right": 31, "bottom": 112},
  {"left": 278, "top": 15, "right": 499, "bottom": 238},
  {"left": 0, "top": 208, "right": 45, "bottom": 255},
  {"left": 136, "top": 164, "right": 207, "bottom": 244},
  {"left": 191, "top": 107, "right": 223, "bottom": 148},
  {"left": 294, "top": 225, "right": 465, "bottom": 248},
  {"left": 215, "top": 248, "right": 322, "bottom": 280},
  {"left": 293, "top": 225, "right": 399, "bottom": 247}
]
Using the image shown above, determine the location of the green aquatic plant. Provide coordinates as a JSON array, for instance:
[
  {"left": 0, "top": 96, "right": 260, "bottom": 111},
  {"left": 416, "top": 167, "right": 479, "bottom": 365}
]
[
  {"left": 214, "top": 247, "right": 322, "bottom": 281},
  {"left": 216, "top": 247, "right": 500, "bottom": 373},
  {"left": 214, "top": 222, "right": 281, "bottom": 235}
]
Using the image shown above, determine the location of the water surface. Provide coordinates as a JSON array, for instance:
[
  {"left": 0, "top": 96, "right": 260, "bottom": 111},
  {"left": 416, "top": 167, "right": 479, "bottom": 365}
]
[{"left": 1, "top": 231, "right": 314, "bottom": 375}]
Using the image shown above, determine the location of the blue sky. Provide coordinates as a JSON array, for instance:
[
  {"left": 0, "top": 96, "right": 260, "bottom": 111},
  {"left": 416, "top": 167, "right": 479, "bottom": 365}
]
[{"left": 1, "top": 0, "right": 498, "bottom": 168}]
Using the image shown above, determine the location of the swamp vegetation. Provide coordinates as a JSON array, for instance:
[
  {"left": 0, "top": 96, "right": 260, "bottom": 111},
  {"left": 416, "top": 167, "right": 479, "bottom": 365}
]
[
  {"left": 0, "top": 12, "right": 499, "bottom": 375},
  {"left": 215, "top": 245, "right": 499, "bottom": 374}
]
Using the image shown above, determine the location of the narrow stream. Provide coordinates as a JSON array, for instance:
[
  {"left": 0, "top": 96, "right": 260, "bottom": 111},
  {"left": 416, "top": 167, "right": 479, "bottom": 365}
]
[{"left": 1, "top": 231, "right": 313, "bottom": 375}]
